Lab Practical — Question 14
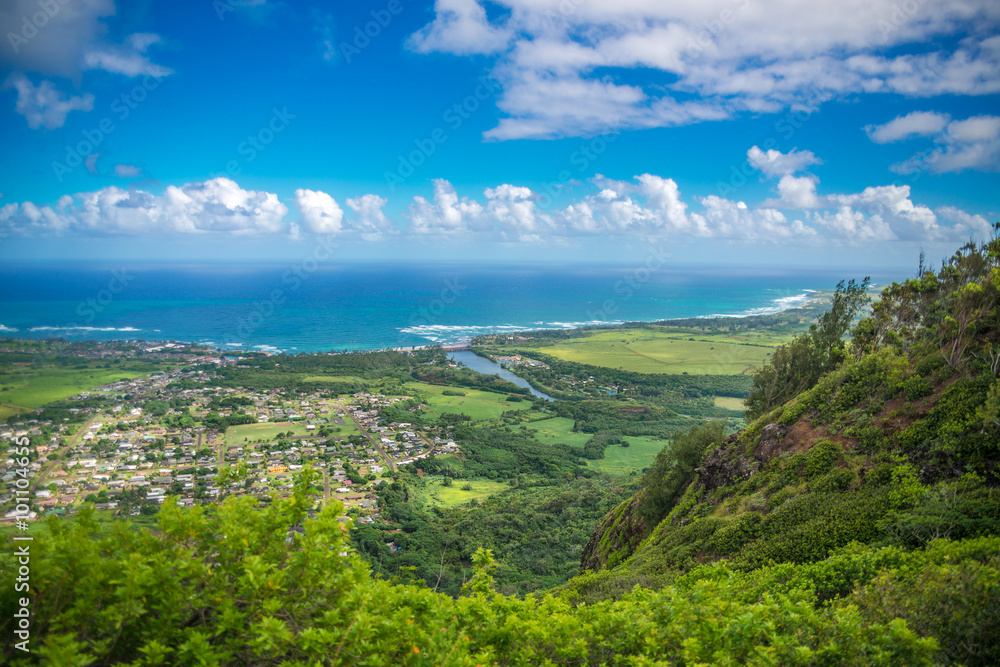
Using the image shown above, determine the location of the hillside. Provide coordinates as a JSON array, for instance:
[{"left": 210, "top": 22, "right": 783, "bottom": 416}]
[
  {"left": 572, "top": 238, "right": 1000, "bottom": 664},
  {"left": 3, "top": 237, "right": 999, "bottom": 665}
]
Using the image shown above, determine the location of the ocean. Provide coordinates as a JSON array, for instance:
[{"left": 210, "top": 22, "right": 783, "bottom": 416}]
[{"left": 0, "top": 263, "right": 899, "bottom": 353}]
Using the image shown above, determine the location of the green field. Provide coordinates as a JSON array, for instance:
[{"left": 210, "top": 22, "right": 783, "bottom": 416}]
[
  {"left": 520, "top": 329, "right": 792, "bottom": 375},
  {"left": 301, "top": 375, "right": 371, "bottom": 384},
  {"left": 713, "top": 396, "right": 746, "bottom": 411},
  {"left": 0, "top": 403, "right": 26, "bottom": 420},
  {"left": 0, "top": 364, "right": 152, "bottom": 412},
  {"left": 405, "top": 382, "right": 532, "bottom": 421},
  {"left": 590, "top": 435, "right": 667, "bottom": 474},
  {"left": 226, "top": 422, "right": 313, "bottom": 447},
  {"left": 420, "top": 477, "right": 510, "bottom": 508},
  {"left": 527, "top": 417, "right": 592, "bottom": 449}
]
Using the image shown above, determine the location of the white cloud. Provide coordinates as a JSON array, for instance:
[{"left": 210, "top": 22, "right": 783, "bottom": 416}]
[
  {"left": 407, "top": 0, "right": 1000, "bottom": 139},
  {"left": 865, "top": 111, "right": 950, "bottom": 143},
  {"left": 811, "top": 206, "right": 896, "bottom": 242},
  {"left": 747, "top": 146, "right": 822, "bottom": 177},
  {"left": 407, "top": 0, "right": 512, "bottom": 55},
  {"left": 85, "top": 154, "right": 100, "bottom": 175},
  {"left": 345, "top": 194, "right": 394, "bottom": 239},
  {"left": 769, "top": 175, "right": 822, "bottom": 209},
  {"left": 1, "top": 178, "right": 289, "bottom": 235},
  {"left": 830, "top": 184, "right": 939, "bottom": 241},
  {"left": 879, "top": 113, "right": 1000, "bottom": 174},
  {"left": 83, "top": 32, "right": 173, "bottom": 78},
  {"left": 0, "top": 0, "right": 114, "bottom": 78},
  {"left": 1, "top": 2, "right": 172, "bottom": 127},
  {"left": 3, "top": 73, "right": 94, "bottom": 129},
  {"left": 0, "top": 172, "right": 991, "bottom": 249},
  {"left": 294, "top": 189, "right": 344, "bottom": 234},
  {"left": 407, "top": 179, "right": 487, "bottom": 235},
  {"left": 936, "top": 205, "right": 995, "bottom": 239}
]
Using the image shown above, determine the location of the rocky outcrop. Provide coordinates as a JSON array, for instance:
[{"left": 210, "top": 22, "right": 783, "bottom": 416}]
[
  {"left": 693, "top": 433, "right": 759, "bottom": 492},
  {"left": 753, "top": 423, "right": 790, "bottom": 463},
  {"left": 580, "top": 492, "right": 649, "bottom": 572}
]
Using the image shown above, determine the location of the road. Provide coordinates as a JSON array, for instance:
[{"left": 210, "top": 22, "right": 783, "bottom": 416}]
[
  {"left": 30, "top": 413, "right": 100, "bottom": 492},
  {"left": 347, "top": 412, "right": 395, "bottom": 471}
]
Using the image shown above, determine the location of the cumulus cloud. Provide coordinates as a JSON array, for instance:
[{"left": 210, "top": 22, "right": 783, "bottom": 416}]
[
  {"left": 407, "top": 179, "right": 487, "bottom": 236},
  {"left": 811, "top": 206, "right": 896, "bottom": 242},
  {"left": 747, "top": 146, "right": 822, "bottom": 178},
  {"left": 0, "top": 171, "right": 991, "bottom": 249},
  {"left": 407, "top": 0, "right": 512, "bottom": 55},
  {"left": 294, "top": 189, "right": 344, "bottom": 234},
  {"left": 406, "top": 0, "right": 1000, "bottom": 139},
  {"left": 1, "top": 178, "right": 288, "bottom": 235},
  {"left": 768, "top": 175, "right": 822, "bottom": 209},
  {"left": 345, "top": 194, "right": 394, "bottom": 239},
  {"left": 875, "top": 113, "right": 1000, "bottom": 174},
  {"left": 936, "top": 205, "right": 995, "bottom": 239},
  {"left": 3, "top": 73, "right": 94, "bottom": 129}
]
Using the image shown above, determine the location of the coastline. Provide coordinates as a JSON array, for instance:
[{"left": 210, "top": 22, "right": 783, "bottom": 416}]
[{"left": 0, "top": 292, "right": 830, "bottom": 358}]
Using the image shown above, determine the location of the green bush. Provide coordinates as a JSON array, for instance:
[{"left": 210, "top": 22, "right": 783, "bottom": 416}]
[
  {"left": 849, "top": 548, "right": 1000, "bottom": 666},
  {"left": 804, "top": 439, "right": 840, "bottom": 478}
]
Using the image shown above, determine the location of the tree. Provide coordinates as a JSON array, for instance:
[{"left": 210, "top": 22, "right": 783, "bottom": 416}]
[
  {"left": 640, "top": 420, "right": 726, "bottom": 523},
  {"left": 746, "top": 278, "right": 870, "bottom": 420}
]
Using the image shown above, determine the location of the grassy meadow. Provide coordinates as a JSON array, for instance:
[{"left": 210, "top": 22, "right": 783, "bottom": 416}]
[
  {"left": 521, "top": 329, "right": 793, "bottom": 375},
  {"left": 404, "top": 382, "right": 532, "bottom": 421},
  {"left": 0, "top": 363, "right": 153, "bottom": 412},
  {"left": 527, "top": 417, "right": 592, "bottom": 449},
  {"left": 589, "top": 435, "right": 667, "bottom": 474},
  {"left": 420, "top": 476, "right": 510, "bottom": 508}
]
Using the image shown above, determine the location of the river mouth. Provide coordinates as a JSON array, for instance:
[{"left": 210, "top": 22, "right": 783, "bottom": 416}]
[{"left": 446, "top": 350, "right": 555, "bottom": 401}]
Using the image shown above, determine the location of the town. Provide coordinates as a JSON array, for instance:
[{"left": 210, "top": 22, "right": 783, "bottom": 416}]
[{"left": 1, "top": 343, "right": 463, "bottom": 527}]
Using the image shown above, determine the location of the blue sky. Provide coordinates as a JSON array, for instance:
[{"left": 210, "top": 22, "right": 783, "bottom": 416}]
[{"left": 1, "top": 0, "right": 998, "bottom": 269}]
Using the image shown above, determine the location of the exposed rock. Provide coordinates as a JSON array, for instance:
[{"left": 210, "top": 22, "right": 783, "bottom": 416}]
[
  {"left": 753, "top": 423, "right": 790, "bottom": 463},
  {"left": 580, "top": 493, "right": 649, "bottom": 572},
  {"left": 694, "top": 433, "right": 759, "bottom": 492}
]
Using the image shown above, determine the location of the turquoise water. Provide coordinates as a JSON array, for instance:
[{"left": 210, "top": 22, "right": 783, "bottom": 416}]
[{"left": 0, "top": 262, "right": 897, "bottom": 353}]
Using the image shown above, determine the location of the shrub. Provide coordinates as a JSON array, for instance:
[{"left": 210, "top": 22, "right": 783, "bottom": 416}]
[{"left": 849, "top": 549, "right": 1000, "bottom": 666}]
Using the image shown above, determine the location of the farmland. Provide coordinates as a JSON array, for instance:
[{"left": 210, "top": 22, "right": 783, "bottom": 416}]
[{"left": 523, "top": 329, "right": 789, "bottom": 375}]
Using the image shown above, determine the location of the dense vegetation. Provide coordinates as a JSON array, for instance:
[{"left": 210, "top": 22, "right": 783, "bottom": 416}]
[
  {"left": 352, "top": 475, "right": 635, "bottom": 597},
  {"left": 4, "top": 237, "right": 1000, "bottom": 664},
  {"left": 574, "top": 235, "right": 1000, "bottom": 663},
  {"left": 0, "top": 475, "right": 945, "bottom": 665}
]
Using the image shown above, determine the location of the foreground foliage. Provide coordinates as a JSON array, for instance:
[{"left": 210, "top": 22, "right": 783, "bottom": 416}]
[{"left": 1, "top": 475, "right": 944, "bottom": 666}]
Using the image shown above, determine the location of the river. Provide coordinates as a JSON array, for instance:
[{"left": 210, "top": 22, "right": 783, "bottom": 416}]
[{"left": 447, "top": 350, "right": 555, "bottom": 402}]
